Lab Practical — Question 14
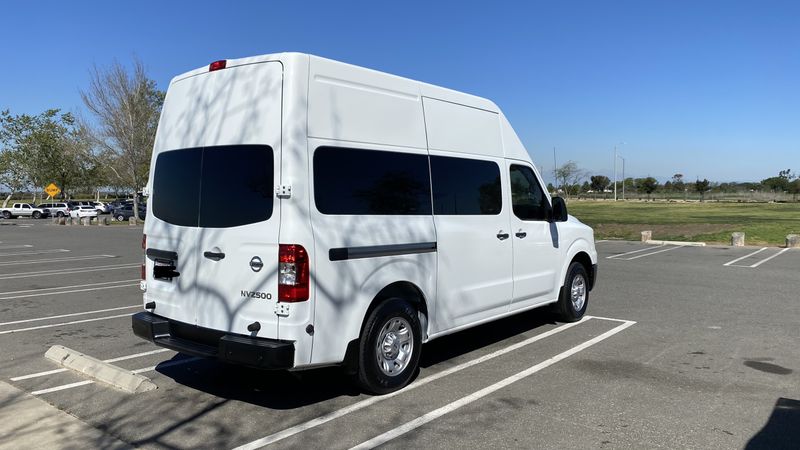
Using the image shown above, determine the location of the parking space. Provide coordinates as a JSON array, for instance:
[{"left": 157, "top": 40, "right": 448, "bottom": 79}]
[{"left": 1, "top": 227, "right": 798, "bottom": 448}]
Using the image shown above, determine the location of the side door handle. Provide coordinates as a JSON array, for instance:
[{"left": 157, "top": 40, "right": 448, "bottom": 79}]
[
  {"left": 204, "top": 251, "right": 225, "bottom": 261},
  {"left": 515, "top": 230, "right": 527, "bottom": 238},
  {"left": 497, "top": 232, "right": 510, "bottom": 240}
]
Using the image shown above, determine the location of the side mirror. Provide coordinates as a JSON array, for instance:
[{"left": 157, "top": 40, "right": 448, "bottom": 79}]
[{"left": 551, "top": 196, "right": 568, "bottom": 222}]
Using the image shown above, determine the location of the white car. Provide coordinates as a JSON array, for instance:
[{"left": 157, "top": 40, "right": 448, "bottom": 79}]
[
  {"left": 69, "top": 206, "right": 99, "bottom": 218},
  {"left": 93, "top": 201, "right": 111, "bottom": 214},
  {"left": 133, "top": 53, "right": 598, "bottom": 394}
]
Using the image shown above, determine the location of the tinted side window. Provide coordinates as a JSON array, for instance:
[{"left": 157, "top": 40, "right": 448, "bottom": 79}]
[
  {"left": 314, "top": 147, "right": 432, "bottom": 215},
  {"left": 430, "top": 156, "right": 501, "bottom": 215},
  {"left": 199, "top": 145, "right": 273, "bottom": 228},
  {"left": 510, "top": 164, "right": 549, "bottom": 221},
  {"left": 153, "top": 148, "right": 202, "bottom": 227}
]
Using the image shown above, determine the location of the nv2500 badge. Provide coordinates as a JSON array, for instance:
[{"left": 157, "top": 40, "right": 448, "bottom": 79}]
[{"left": 240, "top": 290, "right": 272, "bottom": 300}]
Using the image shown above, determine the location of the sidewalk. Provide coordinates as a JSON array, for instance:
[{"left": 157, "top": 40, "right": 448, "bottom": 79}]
[{"left": 0, "top": 380, "right": 130, "bottom": 450}]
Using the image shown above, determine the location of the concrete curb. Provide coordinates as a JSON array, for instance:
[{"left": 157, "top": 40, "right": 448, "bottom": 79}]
[
  {"left": 45, "top": 345, "right": 156, "bottom": 394},
  {"left": 645, "top": 239, "right": 706, "bottom": 247}
]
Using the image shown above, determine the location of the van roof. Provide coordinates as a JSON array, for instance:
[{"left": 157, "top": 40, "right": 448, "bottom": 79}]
[{"left": 170, "top": 52, "right": 499, "bottom": 113}]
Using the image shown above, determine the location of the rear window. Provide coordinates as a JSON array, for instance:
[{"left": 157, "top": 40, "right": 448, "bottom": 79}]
[
  {"left": 313, "top": 146, "right": 432, "bottom": 215},
  {"left": 152, "top": 145, "right": 274, "bottom": 227}
]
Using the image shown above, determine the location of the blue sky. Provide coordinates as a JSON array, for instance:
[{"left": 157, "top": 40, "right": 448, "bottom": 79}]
[{"left": 3, "top": 0, "right": 798, "bottom": 183}]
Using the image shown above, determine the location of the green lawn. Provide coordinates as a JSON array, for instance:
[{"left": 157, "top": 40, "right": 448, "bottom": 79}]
[{"left": 567, "top": 200, "right": 800, "bottom": 246}]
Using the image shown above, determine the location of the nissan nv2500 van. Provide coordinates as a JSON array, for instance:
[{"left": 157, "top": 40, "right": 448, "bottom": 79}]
[{"left": 133, "top": 53, "right": 598, "bottom": 394}]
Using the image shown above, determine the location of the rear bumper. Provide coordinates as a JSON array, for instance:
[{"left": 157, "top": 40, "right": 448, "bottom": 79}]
[{"left": 132, "top": 311, "right": 294, "bottom": 369}]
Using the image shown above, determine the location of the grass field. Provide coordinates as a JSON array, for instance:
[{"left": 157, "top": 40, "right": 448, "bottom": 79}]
[{"left": 568, "top": 200, "right": 800, "bottom": 246}]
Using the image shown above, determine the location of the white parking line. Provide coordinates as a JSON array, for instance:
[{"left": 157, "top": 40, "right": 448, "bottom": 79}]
[
  {"left": 0, "top": 244, "right": 33, "bottom": 250},
  {"left": 233, "top": 316, "right": 612, "bottom": 450},
  {"left": 0, "top": 312, "right": 135, "bottom": 335},
  {"left": 750, "top": 248, "right": 792, "bottom": 268},
  {"left": 621, "top": 244, "right": 686, "bottom": 261},
  {"left": 0, "top": 254, "right": 117, "bottom": 267},
  {"left": 0, "top": 249, "right": 70, "bottom": 257},
  {"left": 29, "top": 357, "right": 202, "bottom": 395},
  {"left": 31, "top": 380, "right": 94, "bottom": 396},
  {"left": 0, "top": 305, "right": 139, "bottom": 327},
  {"left": 11, "top": 348, "right": 170, "bottom": 381},
  {"left": 0, "top": 263, "right": 139, "bottom": 280},
  {"left": 350, "top": 319, "right": 636, "bottom": 450},
  {"left": 606, "top": 245, "right": 664, "bottom": 259},
  {"left": 723, "top": 247, "right": 768, "bottom": 267},
  {"left": 0, "top": 280, "right": 139, "bottom": 300}
]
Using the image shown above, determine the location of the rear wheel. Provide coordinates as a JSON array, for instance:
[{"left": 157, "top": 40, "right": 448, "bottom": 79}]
[
  {"left": 556, "top": 261, "right": 589, "bottom": 322},
  {"left": 116, "top": 214, "right": 125, "bottom": 222},
  {"left": 2, "top": 211, "right": 11, "bottom": 219},
  {"left": 357, "top": 298, "right": 421, "bottom": 394}
]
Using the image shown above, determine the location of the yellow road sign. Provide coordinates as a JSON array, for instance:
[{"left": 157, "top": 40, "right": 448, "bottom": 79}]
[{"left": 44, "top": 183, "right": 61, "bottom": 197}]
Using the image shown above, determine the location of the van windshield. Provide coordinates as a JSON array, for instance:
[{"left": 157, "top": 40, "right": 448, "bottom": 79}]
[{"left": 152, "top": 145, "right": 274, "bottom": 228}]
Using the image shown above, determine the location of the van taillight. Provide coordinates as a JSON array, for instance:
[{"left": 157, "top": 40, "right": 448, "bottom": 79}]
[
  {"left": 209, "top": 60, "right": 227, "bottom": 71},
  {"left": 278, "top": 244, "right": 309, "bottom": 302}
]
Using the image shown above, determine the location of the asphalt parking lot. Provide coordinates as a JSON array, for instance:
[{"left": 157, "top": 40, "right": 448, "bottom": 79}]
[{"left": 1, "top": 218, "right": 798, "bottom": 449}]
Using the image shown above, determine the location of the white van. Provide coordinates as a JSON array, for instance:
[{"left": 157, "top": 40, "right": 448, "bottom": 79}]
[{"left": 133, "top": 53, "right": 598, "bottom": 394}]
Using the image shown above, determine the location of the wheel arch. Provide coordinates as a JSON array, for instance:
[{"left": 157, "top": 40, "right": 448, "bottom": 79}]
[
  {"left": 558, "top": 238, "right": 596, "bottom": 290},
  {"left": 343, "top": 280, "right": 430, "bottom": 373}
]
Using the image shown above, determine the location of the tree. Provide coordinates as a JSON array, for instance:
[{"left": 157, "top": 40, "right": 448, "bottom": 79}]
[
  {"left": 695, "top": 178, "right": 710, "bottom": 201},
  {"left": 0, "top": 109, "right": 96, "bottom": 204},
  {"left": 671, "top": 173, "right": 685, "bottom": 192},
  {"left": 555, "top": 161, "right": 585, "bottom": 199},
  {"left": 761, "top": 169, "right": 795, "bottom": 193},
  {"left": 81, "top": 58, "right": 164, "bottom": 223},
  {"left": 590, "top": 175, "right": 610, "bottom": 192},
  {"left": 639, "top": 177, "right": 659, "bottom": 199}
]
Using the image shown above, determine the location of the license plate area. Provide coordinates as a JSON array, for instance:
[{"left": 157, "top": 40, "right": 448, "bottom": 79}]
[{"left": 153, "top": 258, "right": 180, "bottom": 281}]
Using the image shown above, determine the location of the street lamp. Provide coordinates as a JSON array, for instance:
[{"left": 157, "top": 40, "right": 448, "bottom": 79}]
[
  {"left": 618, "top": 155, "right": 626, "bottom": 200},
  {"left": 613, "top": 142, "right": 626, "bottom": 201}
]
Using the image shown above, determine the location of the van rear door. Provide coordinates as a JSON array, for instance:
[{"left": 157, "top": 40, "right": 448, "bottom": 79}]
[{"left": 146, "top": 61, "right": 283, "bottom": 338}]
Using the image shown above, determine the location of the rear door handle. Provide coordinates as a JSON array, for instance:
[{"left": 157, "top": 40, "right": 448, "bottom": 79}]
[
  {"left": 204, "top": 251, "right": 225, "bottom": 261},
  {"left": 515, "top": 231, "right": 527, "bottom": 238},
  {"left": 497, "top": 232, "right": 510, "bottom": 240}
]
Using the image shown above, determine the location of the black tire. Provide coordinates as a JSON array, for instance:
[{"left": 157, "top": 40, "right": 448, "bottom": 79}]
[
  {"left": 556, "top": 262, "right": 590, "bottom": 322},
  {"left": 356, "top": 298, "right": 422, "bottom": 395},
  {"left": 2, "top": 211, "right": 11, "bottom": 219},
  {"left": 117, "top": 214, "right": 125, "bottom": 222},
  {"left": 56, "top": 211, "right": 64, "bottom": 217},
  {"left": 32, "top": 211, "right": 41, "bottom": 219}
]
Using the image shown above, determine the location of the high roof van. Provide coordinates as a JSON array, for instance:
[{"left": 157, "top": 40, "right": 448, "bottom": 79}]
[{"left": 132, "top": 53, "right": 598, "bottom": 394}]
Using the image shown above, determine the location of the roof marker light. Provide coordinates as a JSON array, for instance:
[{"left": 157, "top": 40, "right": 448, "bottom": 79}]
[{"left": 209, "top": 60, "right": 227, "bottom": 72}]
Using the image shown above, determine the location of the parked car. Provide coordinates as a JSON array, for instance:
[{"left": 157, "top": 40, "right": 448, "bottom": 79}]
[
  {"left": 113, "top": 204, "right": 146, "bottom": 221},
  {"left": 69, "top": 206, "right": 99, "bottom": 219},
  {"left": 133, "top": 53, "right": 598, "bottom": 395},
  {"left": 1, "top": 203, "right": 51, "bottom": 219},
  {"left": 93, "top": 201, "right": 111, "bottom": 214},
  {"left": 36, "top": 202, "right": 70, "bottom": 217}
]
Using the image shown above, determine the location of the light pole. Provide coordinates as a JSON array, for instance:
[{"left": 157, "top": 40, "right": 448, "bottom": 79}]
[
  {"left": 613, "top": 142, "right": 625, "bottom": 201},
  {"left": 619, "top": 155, "right": 626, "bottom": 200}
]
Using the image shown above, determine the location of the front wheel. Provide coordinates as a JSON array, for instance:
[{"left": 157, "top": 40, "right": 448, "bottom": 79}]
[
  {"left": 32, "top": 211, "right": 41, "bottom": 219},
  {"left": 116, "top": 214, "right": 125, "bottom": 222},
  {"left": 56, "top": 211, "right": 64, "bottom": 217},
  {"left": 555, "top": 262, "right": 589, "bottom": 322},
  {"left": 357, "top": 298, "right": 422, "bottom": 395}
]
